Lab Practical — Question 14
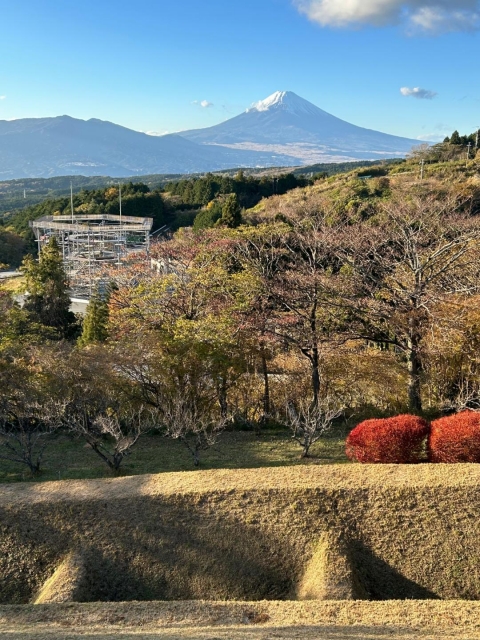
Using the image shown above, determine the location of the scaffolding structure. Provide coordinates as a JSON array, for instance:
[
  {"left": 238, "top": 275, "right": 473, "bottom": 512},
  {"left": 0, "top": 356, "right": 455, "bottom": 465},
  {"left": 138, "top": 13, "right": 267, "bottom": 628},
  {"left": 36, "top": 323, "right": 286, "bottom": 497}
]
[{"left": 30, "top": 214, "right": 153, "bottom": 298}]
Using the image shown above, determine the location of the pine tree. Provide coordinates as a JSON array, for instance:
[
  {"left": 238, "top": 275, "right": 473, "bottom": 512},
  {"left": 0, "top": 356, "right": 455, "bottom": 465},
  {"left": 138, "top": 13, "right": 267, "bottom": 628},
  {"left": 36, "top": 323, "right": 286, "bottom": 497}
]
[
  {"left": 78, "top": 288, "right": 109, "bottom": 347},
  {"left": 21, "top": 237, "right": 78, "bottom": 339},
  {"left": 220, "top": 194, "right": 242, "bottom": 228},
  {"left": 450, "top": 130, "right": 462, "bottom": 145}
]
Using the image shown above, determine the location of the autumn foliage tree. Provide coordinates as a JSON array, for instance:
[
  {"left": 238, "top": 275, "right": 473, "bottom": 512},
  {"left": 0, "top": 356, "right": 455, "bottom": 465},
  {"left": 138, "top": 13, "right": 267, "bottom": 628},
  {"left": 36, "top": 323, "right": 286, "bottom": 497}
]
[{"left": 339, "top": 190, "right": 480, "bottom": 412}]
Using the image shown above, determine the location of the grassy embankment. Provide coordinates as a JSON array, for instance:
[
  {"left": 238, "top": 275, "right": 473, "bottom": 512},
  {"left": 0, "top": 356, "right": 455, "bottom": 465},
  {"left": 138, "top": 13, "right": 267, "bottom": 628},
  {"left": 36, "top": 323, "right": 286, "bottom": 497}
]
[{"left": 1, "top": 465, "right": 480, "bottom": 605}]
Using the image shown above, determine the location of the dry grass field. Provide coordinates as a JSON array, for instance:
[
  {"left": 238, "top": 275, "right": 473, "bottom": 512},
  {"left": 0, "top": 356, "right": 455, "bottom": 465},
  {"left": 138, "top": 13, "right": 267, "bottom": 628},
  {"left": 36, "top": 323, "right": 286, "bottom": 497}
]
[
  {"left": 1, "top": 464, "right": 480, "bottom": 606},
  {"left": 2, "top": 600, "right": 480, "bottom": 639}
]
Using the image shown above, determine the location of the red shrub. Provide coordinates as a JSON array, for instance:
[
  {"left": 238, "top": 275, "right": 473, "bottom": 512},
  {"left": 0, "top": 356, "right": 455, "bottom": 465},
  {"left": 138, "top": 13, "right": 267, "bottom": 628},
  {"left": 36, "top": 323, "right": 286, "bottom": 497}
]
[
  {"left": 346, "top": 414, "right": 429, "bottom": 463},
  {"left": 429, "top": 411, "right": 480, "bottom": 463}
]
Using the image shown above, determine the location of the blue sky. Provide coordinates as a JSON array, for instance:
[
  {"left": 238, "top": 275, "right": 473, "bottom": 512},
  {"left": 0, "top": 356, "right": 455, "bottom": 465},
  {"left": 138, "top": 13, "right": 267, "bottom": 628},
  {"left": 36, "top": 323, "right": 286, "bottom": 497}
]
[{"left": 1, "top": 0, "right": 479, "bottom": 141}]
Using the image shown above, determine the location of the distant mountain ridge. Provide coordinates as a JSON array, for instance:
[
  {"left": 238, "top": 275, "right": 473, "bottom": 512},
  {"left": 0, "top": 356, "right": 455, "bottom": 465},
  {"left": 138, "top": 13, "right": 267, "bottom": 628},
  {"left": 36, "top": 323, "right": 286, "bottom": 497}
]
[
  {"left": 0, "top": 92, "right": 421, "bottom": 179},
  {"left": 0, "top": 115, "right": 296, "bottom": 179},
  {"left": 180, "top": 91, "right": 420, "bottom": 161}
]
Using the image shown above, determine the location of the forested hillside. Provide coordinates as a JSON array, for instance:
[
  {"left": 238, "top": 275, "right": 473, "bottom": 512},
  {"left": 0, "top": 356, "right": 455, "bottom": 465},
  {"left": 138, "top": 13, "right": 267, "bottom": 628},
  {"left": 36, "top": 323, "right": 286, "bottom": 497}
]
[
  {"left": 0, "top": 172, "right": 309, "bottom": 267},
  {"left": 0, "top": 160, "right": 387, "bottom": 220}
]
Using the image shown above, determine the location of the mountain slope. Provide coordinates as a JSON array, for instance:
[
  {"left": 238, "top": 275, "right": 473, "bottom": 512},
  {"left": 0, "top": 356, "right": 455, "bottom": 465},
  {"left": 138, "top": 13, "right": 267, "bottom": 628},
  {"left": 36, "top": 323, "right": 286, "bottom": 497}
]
[
  {"left": 181, "top": 91, "right": 420, "bottom": 161},
  {"left": 0, "top": 116, "right": 300, "bottom": 179}
]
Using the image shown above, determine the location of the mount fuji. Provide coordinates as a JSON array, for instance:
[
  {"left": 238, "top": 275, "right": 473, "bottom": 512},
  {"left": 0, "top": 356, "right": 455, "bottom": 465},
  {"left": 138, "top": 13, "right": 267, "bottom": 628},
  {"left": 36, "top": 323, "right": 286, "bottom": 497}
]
[{"left": 180, "top": 90, "right": 420, "bottom": 164}]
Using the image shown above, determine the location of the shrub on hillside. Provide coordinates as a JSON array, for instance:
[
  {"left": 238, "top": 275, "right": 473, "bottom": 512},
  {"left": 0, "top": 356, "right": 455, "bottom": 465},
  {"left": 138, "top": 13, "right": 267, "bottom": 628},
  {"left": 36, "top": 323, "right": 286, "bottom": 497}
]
[
  {"left": 346, "top": 414, "right": 429, "bottom": 463},
  {"left": 429, "top": 411, "right": 480, "bottom": 462}
]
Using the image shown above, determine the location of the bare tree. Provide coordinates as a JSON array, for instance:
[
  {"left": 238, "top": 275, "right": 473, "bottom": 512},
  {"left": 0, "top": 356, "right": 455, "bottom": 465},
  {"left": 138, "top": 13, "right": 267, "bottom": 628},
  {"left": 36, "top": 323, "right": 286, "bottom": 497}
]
[
  {"left": 286, "top": 396, "right": 345, "bottom": 458},
  {"left": 160, "top": 390, "right": 225, "bottom": 466},
  {"left": 339, "top": 190, "right": 480, "bottom": 412},
  {"left": 234, "top": 211, "right": 343, "bottom": 408},
  {"left": 67, "top": 405, "right": 157, "bottom": 473},
  {"left": 45, "top": 346, "right": 155, "bottom": 473},
  {"left": 0, "top": 391, "right": 63, "bottom": 475}
]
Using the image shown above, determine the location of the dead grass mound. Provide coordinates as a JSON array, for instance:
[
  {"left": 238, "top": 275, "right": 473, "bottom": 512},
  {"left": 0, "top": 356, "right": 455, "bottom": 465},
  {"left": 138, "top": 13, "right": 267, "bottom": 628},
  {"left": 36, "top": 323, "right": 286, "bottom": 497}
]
[
  {"left": 1, "top": 465, "right": 480, "bottom": 603},
  {"left": 297, "top": 531, "right": 367, "bottom": 601},
  {"left": 34, "top": 552, "right": 88, "bottom": 604}
]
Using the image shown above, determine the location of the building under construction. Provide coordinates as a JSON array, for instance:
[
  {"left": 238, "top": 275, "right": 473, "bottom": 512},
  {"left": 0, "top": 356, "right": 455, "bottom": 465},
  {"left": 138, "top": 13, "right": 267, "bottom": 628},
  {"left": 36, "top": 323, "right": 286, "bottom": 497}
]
[{"left": 31, "top": 213, "right": 153, "bottom": 298}]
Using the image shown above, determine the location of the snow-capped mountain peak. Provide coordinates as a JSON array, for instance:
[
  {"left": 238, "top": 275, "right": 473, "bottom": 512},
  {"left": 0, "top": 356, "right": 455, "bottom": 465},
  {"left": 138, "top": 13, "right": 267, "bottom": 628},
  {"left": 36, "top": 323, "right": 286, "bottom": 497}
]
[{"left": 246, "top": 90, "right": 322, "bottom": 116}]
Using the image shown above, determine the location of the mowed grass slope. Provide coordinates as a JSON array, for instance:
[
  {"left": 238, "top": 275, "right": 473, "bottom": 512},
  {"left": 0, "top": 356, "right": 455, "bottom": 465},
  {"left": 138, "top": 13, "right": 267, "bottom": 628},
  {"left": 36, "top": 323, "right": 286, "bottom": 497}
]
[
  {"left": 0, "top": 429, "right": 348, "bottom": 484},
  {"left": 1, "top": 465, "right": 480, "bottom": 605}
]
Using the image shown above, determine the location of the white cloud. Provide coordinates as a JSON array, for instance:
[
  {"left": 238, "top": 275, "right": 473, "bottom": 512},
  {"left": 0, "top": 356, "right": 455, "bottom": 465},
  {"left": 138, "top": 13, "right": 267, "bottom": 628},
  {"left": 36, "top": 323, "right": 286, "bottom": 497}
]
[
  {"left": 192, "top": 100, "right": 214, "bottom": 108},
  {"left": 145, "top": 130, "right": 170, "bottom": 136},
  {"left": 400, "top": 86, "right": 437, "bottom": 99},
  {"left": 294, "top": 0, "right": 480, "bottom": 33},
  {"left": 416, "top": 133, "right": 444, "bottom": 141},
  {"left": 0, "top": 96, "right": 6, "bottom": 100}
]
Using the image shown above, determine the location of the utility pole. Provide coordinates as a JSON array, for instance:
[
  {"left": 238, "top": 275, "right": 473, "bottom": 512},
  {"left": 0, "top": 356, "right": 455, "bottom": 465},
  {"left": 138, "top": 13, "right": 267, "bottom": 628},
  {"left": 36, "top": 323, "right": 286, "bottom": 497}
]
[
  {"left": 467, "top": 142, "right": 472, "bottom": 167},
  {"left": 118, "top": 183, "right": 123, "bottom": 267},
  {"left": 70, "top": 182, "right": 74, "bottom": 223},
  {"left": 119, "top": 183, "right": 122, "bottom": 224},
  {"left": 420, "top": 159, "right": 425, "bottom": 180}
]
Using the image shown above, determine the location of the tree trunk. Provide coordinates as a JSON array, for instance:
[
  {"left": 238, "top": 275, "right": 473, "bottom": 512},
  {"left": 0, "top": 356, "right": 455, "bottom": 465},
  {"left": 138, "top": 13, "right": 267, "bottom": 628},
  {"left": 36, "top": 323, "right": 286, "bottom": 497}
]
[
  {"left": 407, "top": 335, "right": 422, "bottom": 413},
  {"left": 310, "top": 296, "right": 320, "bottom": 407},
  {"left": 261, "top": 351, "right": 270, "bottom": 419},
  {"left": 311, "top": 345, "right": 320, "bottom": 408},
  {"left": 217, "top": 377, "right": 228, "bottom": 420}
]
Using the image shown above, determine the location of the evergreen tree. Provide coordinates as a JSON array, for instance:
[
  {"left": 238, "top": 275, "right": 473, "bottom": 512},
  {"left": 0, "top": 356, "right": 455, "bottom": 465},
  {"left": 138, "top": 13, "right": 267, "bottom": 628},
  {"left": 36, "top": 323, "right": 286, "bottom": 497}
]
[
  {"left": 78, "top": 288, "right": 110, "bottom": 347},
  {"left": 193, "top": 200, "right": 222, "bottom": 230},
  {"left": 220, "top": 194, "right": 242, "bottom": 228},
  {"left": 450, "top": 130, "right": 462, "bottom": 145},
  {"left": 21, "top": 237, "right": 78, "bottom": 339}
]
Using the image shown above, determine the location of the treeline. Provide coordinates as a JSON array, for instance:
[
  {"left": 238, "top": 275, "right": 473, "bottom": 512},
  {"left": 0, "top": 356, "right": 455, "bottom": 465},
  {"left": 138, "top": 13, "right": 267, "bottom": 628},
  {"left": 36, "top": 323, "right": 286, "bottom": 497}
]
[
  {"left": 8, "top": 181, "right": 166, "bottom": 237},
  {"left": 444, "top": 129, "right": 479, "bottom": 147},
  {"left": 164, "top": 170, "right": 310, "bottom": 231},
  {"left": 163, "top": 170, "right": 309, "bottom": 208},
  {"left": 404, "top": 128, "right": 480, "bottom": 170},
  {"left": 291, "top": 158, "right": 404, "bottom": 179},
  {"left": 0, "top": 171, "right": 311, "bottom": 266},
  {"left": 0, "top": 174, "right": 187, "bottom": 217}
]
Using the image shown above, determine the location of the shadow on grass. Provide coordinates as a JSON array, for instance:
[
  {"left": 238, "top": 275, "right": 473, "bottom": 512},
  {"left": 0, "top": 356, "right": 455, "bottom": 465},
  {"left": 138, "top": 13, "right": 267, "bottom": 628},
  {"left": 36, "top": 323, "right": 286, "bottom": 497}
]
[
  {"left": 353, "top": 540, "right": 440, "bottom": 600},
  {"left": 0, "top": 428, "right": 350, "bottom": 485},
  {"left": 0, "top": 491, "right": 297, "bottom": 604}
]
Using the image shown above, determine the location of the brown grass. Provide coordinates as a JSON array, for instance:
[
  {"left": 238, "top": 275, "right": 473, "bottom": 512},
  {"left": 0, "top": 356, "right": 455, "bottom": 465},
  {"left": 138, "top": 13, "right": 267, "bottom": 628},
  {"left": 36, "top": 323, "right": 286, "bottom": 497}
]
[
  {"left": 1, "top": 465, "right": 480, "bottom": 605},
  {"left": 297, "top": 532, "right": 367, "bottom": 600},
  {"left": 2, "top": 601, "right": 480, "bottom": 639},
  {"left": 3, "top": 465, "right": 480, "bottom": 636},
  {"left": 34, "top": 552, "right": 87, "bottom": 604}
]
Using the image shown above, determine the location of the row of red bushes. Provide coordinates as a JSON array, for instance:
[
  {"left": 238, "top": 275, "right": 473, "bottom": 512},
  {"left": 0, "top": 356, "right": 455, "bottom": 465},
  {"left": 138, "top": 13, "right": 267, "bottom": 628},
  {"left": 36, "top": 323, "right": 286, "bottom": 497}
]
[{"left": 346, "top": 411, "right": 480, "bottom": 463}]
